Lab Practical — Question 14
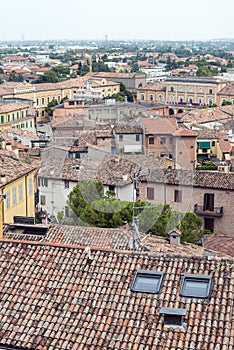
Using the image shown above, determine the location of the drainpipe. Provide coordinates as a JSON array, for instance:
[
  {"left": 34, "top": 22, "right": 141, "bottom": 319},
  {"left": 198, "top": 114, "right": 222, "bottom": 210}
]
[
  {"left": 25, "top": 175, "right": 28, "bottom": 216},
  {"left": 0, "top": 194, "right": 6, "bottom": 238}
]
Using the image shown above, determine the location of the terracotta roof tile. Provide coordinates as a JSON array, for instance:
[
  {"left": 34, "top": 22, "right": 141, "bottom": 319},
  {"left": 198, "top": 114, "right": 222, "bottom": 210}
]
[
  {"left": 204, "top": 234, "right": 234, "bottom": 257},
  {"left": 0, "top": 151, "right": 38, "bottom": 188},
  {"left": 142, "top": 117, "right": 178, "bottom": 135},
  {"left": 0, "top": 241, "right": 232, "bottom": 349}
]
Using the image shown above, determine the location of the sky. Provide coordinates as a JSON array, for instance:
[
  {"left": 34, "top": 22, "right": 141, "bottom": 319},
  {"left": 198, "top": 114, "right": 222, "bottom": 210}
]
[{"left": 1, "top": 0, "right": 234, "bottom": 42}]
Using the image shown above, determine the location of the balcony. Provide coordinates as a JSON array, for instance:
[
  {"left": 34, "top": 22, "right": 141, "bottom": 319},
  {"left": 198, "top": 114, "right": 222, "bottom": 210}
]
[{"left": 194, "top": 204, "right": 223, "bottom": 217}]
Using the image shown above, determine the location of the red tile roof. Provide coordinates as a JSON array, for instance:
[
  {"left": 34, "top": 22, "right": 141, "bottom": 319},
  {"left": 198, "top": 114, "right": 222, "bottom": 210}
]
[
  {"left": 142, "top": 117, "right": 178, "bottom": 135},
  {"left": 0, "top": 241, "right": 232, "bottom": 349},
  {"left": 204, "top": 234, "right": 234, "bottom": 258}
]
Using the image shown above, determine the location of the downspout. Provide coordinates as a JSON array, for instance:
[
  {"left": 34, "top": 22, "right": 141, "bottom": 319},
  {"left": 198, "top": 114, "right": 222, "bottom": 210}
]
[
  {"left": 25, "top": 175, "right": 28, "bottom": 216},
  {"left": 0, "top": 193, "right": 6, "bottom": 238}
]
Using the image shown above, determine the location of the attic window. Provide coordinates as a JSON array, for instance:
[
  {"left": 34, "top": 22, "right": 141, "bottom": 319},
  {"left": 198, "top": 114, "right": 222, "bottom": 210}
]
[
  {"left": 160, "top": 307, "right": 187, "bottom": 327},
  {"left": 131, "top": 270, "right": 163, "bottom": 294},
  {"left": 180, "top": 274, "right": 212, "bottom": 298}
]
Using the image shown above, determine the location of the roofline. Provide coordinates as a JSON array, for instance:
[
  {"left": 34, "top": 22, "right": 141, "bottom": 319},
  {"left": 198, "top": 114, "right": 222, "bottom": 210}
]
[{"left": 1, "top": 238, "right": 233, "bottom": 262}]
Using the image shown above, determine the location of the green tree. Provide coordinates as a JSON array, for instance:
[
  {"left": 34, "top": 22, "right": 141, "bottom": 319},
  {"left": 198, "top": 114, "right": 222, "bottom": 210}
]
[
  {"left": 179, "top": 213, "right": 203, "bottom": 244},
  {"left": 68, "top": 181, "right": 104, "bottom": 219},
  {"left": 33, "top": 70, "right": 59, "bottom": 83},
  {"left": 8, "top": 71, "right": 24, "bottom": 82},
  {"left": 45, "top": 98, "right": 59, "bottom": 116}
]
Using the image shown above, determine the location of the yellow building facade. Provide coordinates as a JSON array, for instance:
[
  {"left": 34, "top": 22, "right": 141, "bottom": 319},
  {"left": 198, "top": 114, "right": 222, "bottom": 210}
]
[
  {"left": 0, "top": 102, "right": 35, "bottom": 130},
  {"left": 0, "top": 152, "right": 38, "bottom": 226},
  {"left": 0, "top": 77, "right": 120, "bottom": 122},
  {"left": 136, "top": 77, "right": 227, "bottom": 107}
]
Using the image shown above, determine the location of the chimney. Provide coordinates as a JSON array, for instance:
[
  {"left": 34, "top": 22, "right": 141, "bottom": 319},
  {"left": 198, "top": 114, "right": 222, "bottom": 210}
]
[
  {"left": 5, "top": 142, "right": 12, "bottom": 152},
  {"left": 160, "top": 307, "right": 187, "bottom": 328},
  {"left": 169, "top": 228, "right": 181, "bottom": 245},
  {"left": 0, "top": 175, "right": 6, "bottom": 184}
]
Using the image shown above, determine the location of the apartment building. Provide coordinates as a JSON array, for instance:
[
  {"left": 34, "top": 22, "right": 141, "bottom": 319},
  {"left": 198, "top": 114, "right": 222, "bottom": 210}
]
[
  {"left": 0, "top": 101, "right": 35, "bottom": 130},
  {"left": 217, "top": 81, "right": 234, "bottom": 105},
  {"left": 142, "top": 117, "right": 197, "bottom": 170},
  {"left": 136, "top": 76, "right": 228, "bottom": 115},
  {"left": 0, "top": 150, "right": 38, "bottom": 225},
  {"left": 139, "top": 169, "right": 234, "bottom": 234},
  {"left": 165, "top": 76, "right": 226, "bottom": 106}
]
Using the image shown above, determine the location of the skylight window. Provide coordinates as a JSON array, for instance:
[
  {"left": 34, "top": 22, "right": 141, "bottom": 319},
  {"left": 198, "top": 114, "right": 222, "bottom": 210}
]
[
  {"left": 180, "top": 274, "right": 212, "bottom": 298},
  {"left": 131, "top": 270, "right": 163, "bottom": 294}
]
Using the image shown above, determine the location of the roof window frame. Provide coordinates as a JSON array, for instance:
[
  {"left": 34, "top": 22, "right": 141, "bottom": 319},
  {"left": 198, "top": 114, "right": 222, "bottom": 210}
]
[
  {"left": 180, "top": 273, "right": 212, "bottom": 299},
  {"left": 131, "top": 270, "right": 164, "bottom": 294}
]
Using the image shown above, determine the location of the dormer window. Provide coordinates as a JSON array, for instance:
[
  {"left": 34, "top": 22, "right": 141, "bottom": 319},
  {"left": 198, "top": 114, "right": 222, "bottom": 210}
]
[
  {"left": 180, "top": 274, "right": 212, "bottom": 298},
  {"left": 160, "top": 307, "right": 187, "bottom": 327},
  {"left": 131, "top": 270, "right": 163, "bottom": 294}
]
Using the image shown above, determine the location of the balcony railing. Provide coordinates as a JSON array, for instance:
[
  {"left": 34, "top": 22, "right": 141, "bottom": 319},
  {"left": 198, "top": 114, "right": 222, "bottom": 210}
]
[{"left": 194, "top": 204, "right": 223, "bottom": 217}]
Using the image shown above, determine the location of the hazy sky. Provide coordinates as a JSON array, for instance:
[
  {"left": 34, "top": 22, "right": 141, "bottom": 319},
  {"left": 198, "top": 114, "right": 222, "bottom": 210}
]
[{"left": 1, "top": 0, "right": 233, "bottom": 41}]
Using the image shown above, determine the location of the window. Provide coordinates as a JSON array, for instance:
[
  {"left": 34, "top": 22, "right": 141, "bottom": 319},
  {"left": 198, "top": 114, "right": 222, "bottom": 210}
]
[
  {"left": 39, "top": 177, "right": 48, "bottom": 187},
  {"left": 36, "top": 98, "right": 39, "bottom": 105},
  {"left": 158, "top": 94, "right": 162, "bottom": 102},
  {"left": 209, "top": 89, "right": 213, "bottom": 94},
  {"left": 6, "top": 191, "right": 10, "bottom": 209},
  {"left": 12, "top": 113, "right": 14, "bottom": 121},
  {"left": 160, "top": 137, "right": 166, "bottom": 144},
  {"left": 140, "top": 93, "right": 145, "bottom": 101},
  {"left": 170, "top": 87, "right": 174, "bottom": 92},
  {"left": 136, "top": 134, "right": 140, "bottom": 142},
  {"left": 47, "top": 97, "right": 50, "bottom": 103},
  {"left": 19, "top": 183, "right": 23, "bottom": 201},
  {"left": 189, "top": 88, "right": 193, "bottom": 92},
  {"left": 131, "top": 270, "right": 163, "bottom": 293},
  {"left": 29, "top": 178, "right": 33, "bottom": 195},
  {"left": 204, "top": 193, "right": 214, "bottom": 211},
  {"left": 170, "top": 95, "right": 174, "bottom": 102},
  {"left": 204, "top": 218, "right": 214, "bottom": 233},
  {"left": 160, "top": 152, "right": 166, "bottom": 157},
  {"left": 149, "top": 94, "right": 154, "bottom": 101},
  {"left": 198, "top": 97, "right": 203, "bottom": 104},
  {"left": 64, "top": 180, "right": 69, "bottom": 188},
  {"left": 212, "top": 141, "right": 215, "bottom": 147},
  {"left": 208, "top": 98, "right": 213, "bottom": 105},
  {"left": 0, "top": 116, "right": 4, "bottom": 123},
  {"left": 149, "top": 137, "right": 154, "bottom": 145},
  {"left": 42, "top": 97, "right": 45, "bottom": 105},
  {"left": 21, "top": 111, "right": 24, "bottom": 118},
  {"left": 13, "top": 187, "right": 17, "bottom": 205},
  {"left": 174, "top": 190, "right": 182, "bottom": 203},
  {"left": 40, "top": 195, "right": 46, "bottom": 205},
  {"left": 119, "top": 134, "right": 123, "bottom": 141},
  {"left": 180, "top": 274, "right": 212, "bottom": 298},
  {"left": 147, "top": 187, "right": 154, "bottom": 200},
  {"left": 17, "top": 112, "right": 19, "bottom": 119},
  {"left": 7, "top": 115, "right": 10, "bottom": 122},
  {"left": 188, "top": 97, "right": 193, "bottom": 104}
]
